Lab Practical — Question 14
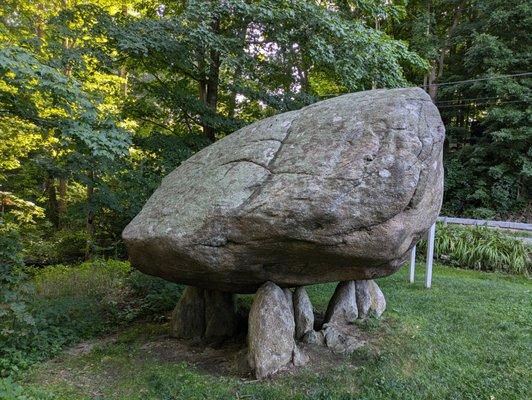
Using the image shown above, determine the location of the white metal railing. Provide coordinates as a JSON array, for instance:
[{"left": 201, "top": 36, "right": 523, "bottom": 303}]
[
  {"left": 409, "top": 223, "right": 436, "bottom": 288},
  {"left": 410, "top": 216, "right": 531, "bottom": 288},
  {"left": 437, "top": 216, "right": 531, "bottom": 231}
]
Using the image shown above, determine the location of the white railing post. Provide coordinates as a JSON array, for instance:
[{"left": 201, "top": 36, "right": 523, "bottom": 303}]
[
  {"left": 409, "top": 245, "right": 416, "bottom": 283},
  {"left": 425, "top": 223, "right": 436, "bottom": 288}
]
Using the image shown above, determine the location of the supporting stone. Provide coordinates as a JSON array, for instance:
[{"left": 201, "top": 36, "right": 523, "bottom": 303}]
[
  {"left": 170, "top": 286, "right": 238, "bottom": 340},
  {"left": 293, "top": 287, "right": 314, "bottom": 340},
  {"left": 247, "top": 282, "right": 297, "bottom": 379},
  {"left": 322, "top": 323, "right": 365, "bottom": 354},
  {"left": 324, "top": 281, "right": 358, "bottom": 325},
  {"left": 204, "top": 289, "right": 238, "bottom": 339},
  {"left": 367, "top": 280, "right": 386, "bottom": 317},
  {"left": 355, "top": 280, "right": 386, "bottom": 318},
  {"left": 316, "top": 280, "right": 387, "bottom": 353},
  {"left": 292, "top": 345, "right": 310, "bottom": 367},
  {"left": 355, "top": 280, "right": 372, "bottom": 318},
  {"left": 170, "top": 286, "right": 206, "bottom": 339},
  {"left": 302, "top": 330, "right": 325, "bottom": 346},
  {"left": 283, "top": 288, "right": 293, "bottom": 304},
  {"left": 322, "top": 324, "right": 347, "bottom": 354}
]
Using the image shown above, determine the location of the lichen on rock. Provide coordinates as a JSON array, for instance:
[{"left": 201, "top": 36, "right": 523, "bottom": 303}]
[{"left": 123, "top": 88, "right": 444, "bottom": 293}]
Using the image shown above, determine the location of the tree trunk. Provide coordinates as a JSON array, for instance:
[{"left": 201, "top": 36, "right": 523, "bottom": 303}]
[
  {"left": 227, "top": 65, "right": 241, "bottom": 119},
  {"left": 57, "top": 178, "right": 67, "bottom": 228},
  {"left": 199, "top": 16, "right": 220, "bottom": 142},
  {"left": 45, "top": 176, "right": 60, "bottom": 229},
  {"left": 427, "top": 64, "right": 438, "bottom": 102},
  {"left": 427, "top": 2, "right": 465, "bottom": 103},
  {"left": 203, "top": 54, "right": 219, "bottom": 142},
  {"left": 85, "top": 172, "right": 95, "bottom": 260},
  {"left": 120, "top": 3, "right": 128, "bottom": 96},
  {"left": 35, "top": 5, "right": 44, "bottom": 46}
]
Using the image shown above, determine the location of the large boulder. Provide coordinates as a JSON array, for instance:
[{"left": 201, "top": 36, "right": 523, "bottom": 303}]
[{"left": 123, "top": 88, "right": 444, "bottom": 293}]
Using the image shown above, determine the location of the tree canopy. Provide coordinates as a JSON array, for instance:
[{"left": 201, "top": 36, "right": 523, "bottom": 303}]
[{"left": 1, "top": 0, "right": 530, "bottom": 264}]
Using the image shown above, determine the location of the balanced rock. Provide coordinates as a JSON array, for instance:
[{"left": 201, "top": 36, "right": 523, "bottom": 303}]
[
  {"left": 123, "top": 88, "right": 444, "bottom": 293},
  {"left": 247, "top": 282, "right": 297, "bottom": 379}
]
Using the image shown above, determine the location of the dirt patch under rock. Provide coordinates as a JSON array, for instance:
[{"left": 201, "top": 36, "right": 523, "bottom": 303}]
[
  {"left": 127, "top": 319, "right": 385, "bottom": 380},
  {"left": 30, "top": 318, "right": 388, "bottom": 397}
]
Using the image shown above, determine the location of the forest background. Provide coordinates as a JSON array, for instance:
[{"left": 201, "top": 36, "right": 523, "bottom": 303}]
[{"left": 1, "top": 0, "right": 530, "bottom": 264}]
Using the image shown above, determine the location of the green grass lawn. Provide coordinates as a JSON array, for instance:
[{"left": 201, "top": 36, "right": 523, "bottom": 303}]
[{"left": 17, "top": 265, "right": 532, "bottom": 400}]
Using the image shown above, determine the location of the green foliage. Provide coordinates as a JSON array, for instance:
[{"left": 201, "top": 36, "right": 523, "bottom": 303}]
[
  {"left": 0, "top": 378, "right": 54, "bottom": 400},
  {"left": 0, "top": 46, "right": 130, "bottom": 160},
  {"left": 442, "top": 1, "right": 531, "bottom": 218},
  {"left": 2, "top": 0, "right": 528, "bottom": 255},
  {"left": 1, "top": 259, "right": 181, "bottom": 377},
  {"left": 0, "top": 223, "right": 36, "bottom": 361},
  {"left": 32, "top": 259, "right": 130, "bottom": 299},
  {"left": 22, "top": 229, "right": 89, "bottom": 265},
  {"left": 123, "top": 270, "right": 184, "bottom": 322},
  {"left": 0, "top": 223, "right": 23, "bottom": 267},
  {"left": 420, "top": 223, "right": 531, "bottom": 275},
  {"left": 0, "top": 192, "right": 44, "bottom": 226},
  {"left": 391, "top": 0, "right": 531, "bottom": 219},
  {"left": 16, "top": 266, "right": 532, "bottom": 399}
]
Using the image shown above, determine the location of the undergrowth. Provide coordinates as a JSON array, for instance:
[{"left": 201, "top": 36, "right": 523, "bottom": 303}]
[
  {"left": 0, "top": 260, "right": 182, "bottom": 378},
  {"left": 419, "top": 223, "right": 531, "bottom": 275}
]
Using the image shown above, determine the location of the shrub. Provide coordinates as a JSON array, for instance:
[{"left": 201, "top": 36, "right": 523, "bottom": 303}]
[
  {"left": 0, "top": 223, "right": 36, "bottom": 368},
  {"left": 120, "top": 270, "right": 183, "bottom": 322},
  {"left": 0, "top": 223, "right": 23, "bottom": 266},
  {"left": 1, "top": 257, "right": 126, "bottom": 376},
  {"left": 0, "top": 378, "right": 53, "bottom": 400},
  {"left": 30, "top": 260, "right": 182, "bottom": 321},
  {"left": 22, "top": 229, "right": 88, "bottom": 265},
  {"left": 32, "top": 259, "right": 130, "bottom": 300},
  {"left": 1, "top": 259, "right": 182, "bottom": 376},
  {"left": 420, "top": 223, "right": 531, "bottom": 275}
]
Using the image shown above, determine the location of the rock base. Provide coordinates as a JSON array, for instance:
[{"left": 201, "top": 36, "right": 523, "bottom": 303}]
[
  {"left": 170, "top": 286, "right": 237, "bottom": 341},
  {"left": 247, "top": 279, "right": 386, "bottom": 378},
  {"left": 170, "top": 279, "right": 386, "bottom": 379},
  {"left": 247, "top": 282, "right": 300, "bottom": 379}
]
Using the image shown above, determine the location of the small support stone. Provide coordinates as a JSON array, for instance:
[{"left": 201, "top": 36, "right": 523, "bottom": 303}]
[
  {"left": 204, "top": 289, "right": 238, "bottom": 339},
  {"left": 368, "top": 280, "right": 386, "bottom": 317},
  {"left": 293, "top": 287, "right": 314, "bottom": 340},
  {"left": 170, "top": 286, "right": 238, "bottom": 340},
  {"left": 324, "top": 281, "right": 358, "bottom": 325},
  {"left": 283, "top": 288, "right": 293, "bottom": 304},
  {"left": 292, "top": 345, "right": 309, "bottom": 367},
  {"left": 302, "top": 330, "right": 325, "bottom": 346},
  {"left": 322, "top": 323, "right": 365, "bottom": 354},
  {"left": 355, "top": 280, "right": 386, "bottom": 318},
  {"left": 248, "top": 282, "right": 296, "bottom": 379},
  {"left": 322, "top": 324, "right": 347, "bottom": 353},
  {"left": 170, "top": 286, "right": 205, "bottom": 339}
]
